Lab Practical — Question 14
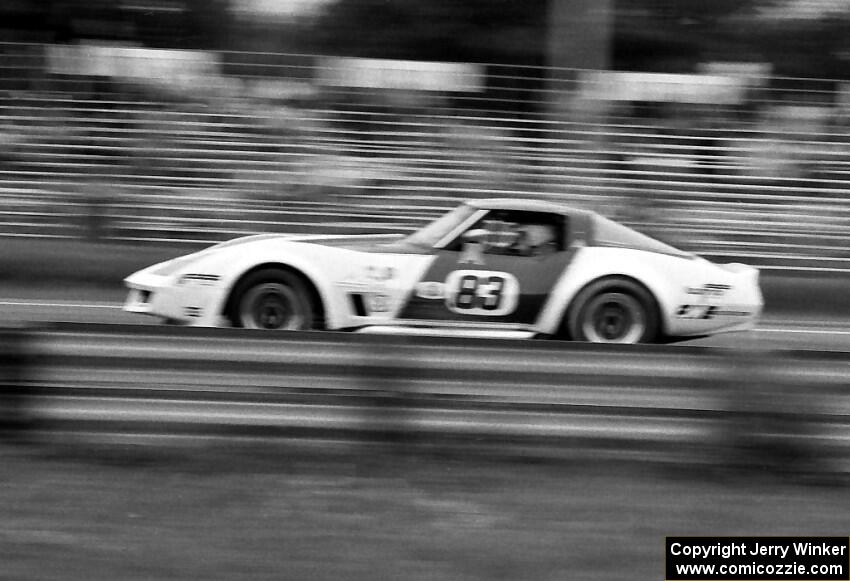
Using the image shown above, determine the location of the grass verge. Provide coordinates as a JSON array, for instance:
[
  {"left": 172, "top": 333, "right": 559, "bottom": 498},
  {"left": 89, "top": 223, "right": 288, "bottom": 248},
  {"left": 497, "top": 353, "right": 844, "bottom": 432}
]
[{"left": 1, "top": 442, "right": 849, "bottom": 581}]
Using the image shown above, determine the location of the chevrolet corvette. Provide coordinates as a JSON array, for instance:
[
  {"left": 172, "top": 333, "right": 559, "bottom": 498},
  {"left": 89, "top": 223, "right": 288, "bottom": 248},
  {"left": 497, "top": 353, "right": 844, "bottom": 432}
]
[{"left": 124, "top": 198, "right": 763, "bottom": 343}]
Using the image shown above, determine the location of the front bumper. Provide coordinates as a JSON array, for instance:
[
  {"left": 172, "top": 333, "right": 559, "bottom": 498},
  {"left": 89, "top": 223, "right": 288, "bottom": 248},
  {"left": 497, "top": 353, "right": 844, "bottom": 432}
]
[{"left": 124, "top": 267, "right": 225, "bottom": 326}]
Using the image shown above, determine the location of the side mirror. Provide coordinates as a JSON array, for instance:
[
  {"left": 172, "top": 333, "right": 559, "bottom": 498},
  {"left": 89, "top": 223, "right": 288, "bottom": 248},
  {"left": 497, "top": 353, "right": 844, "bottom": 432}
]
[{"left": 461, "top": 229, "right": 489, "bottom": 244}]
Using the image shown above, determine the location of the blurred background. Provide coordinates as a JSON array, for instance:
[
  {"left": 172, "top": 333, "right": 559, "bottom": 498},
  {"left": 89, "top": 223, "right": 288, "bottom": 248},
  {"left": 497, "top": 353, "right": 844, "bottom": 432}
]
[
  {"left": 1, "top": 3, "right": 850, "bottom": 581},
  {"left": 0, "top": 0, "right": 847, "bottom": 271}
]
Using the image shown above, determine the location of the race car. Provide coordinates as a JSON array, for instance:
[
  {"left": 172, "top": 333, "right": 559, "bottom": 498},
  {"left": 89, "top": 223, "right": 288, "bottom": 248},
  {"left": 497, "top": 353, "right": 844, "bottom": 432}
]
[{"left": 124, "top": 198, "right": 763, "bottom": 343}]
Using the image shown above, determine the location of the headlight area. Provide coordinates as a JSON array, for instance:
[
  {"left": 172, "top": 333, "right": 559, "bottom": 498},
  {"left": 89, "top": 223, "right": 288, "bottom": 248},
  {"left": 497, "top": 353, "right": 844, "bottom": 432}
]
[
  {"left": 124, "top": 288, "right": 154, "bottom": 312},
  {"left": 124, "top": 269, "right": 223, "bottom": 325},
  {"left": 177, "top": 273, "right": 221, "bottom": 286},
  {"left": 124, "top": 283, "right": 162, "bottom": 315}
]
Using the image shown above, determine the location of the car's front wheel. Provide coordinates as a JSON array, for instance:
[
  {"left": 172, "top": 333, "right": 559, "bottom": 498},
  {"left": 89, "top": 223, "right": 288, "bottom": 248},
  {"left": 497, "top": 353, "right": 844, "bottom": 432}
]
[
  {"left": 229, "top": 269, "right": 316, "bottom": 330},
  {"left": 566, "top": 278, "right": 659, "bottom": 344}
]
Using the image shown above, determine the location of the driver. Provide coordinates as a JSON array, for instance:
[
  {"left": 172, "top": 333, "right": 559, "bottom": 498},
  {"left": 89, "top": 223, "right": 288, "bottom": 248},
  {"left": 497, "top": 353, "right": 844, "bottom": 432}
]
[{"left": 511, "top": 224, "right": 557, "bottom": 255}]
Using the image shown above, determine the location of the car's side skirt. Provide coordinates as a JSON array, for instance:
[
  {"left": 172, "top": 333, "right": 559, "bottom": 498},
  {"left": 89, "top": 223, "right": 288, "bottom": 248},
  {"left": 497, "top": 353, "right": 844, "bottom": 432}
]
[{"left": 355, "top": 325, "right": 537, "bottom": 340}]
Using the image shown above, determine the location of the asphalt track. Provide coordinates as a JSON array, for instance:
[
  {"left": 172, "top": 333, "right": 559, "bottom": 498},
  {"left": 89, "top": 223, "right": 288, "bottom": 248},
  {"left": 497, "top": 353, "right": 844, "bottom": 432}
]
[{"left": 1, "top": 285, "right": 848, "bottom": 351}]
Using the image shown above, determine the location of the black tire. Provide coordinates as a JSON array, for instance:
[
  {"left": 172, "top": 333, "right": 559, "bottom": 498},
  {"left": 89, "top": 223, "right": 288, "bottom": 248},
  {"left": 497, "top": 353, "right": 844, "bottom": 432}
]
[
  {"left": 227, "top": 269, "right": 316, "bottom": 331},
  {"left": 565, "top": 278, "right": 660, "bottom": 344}
]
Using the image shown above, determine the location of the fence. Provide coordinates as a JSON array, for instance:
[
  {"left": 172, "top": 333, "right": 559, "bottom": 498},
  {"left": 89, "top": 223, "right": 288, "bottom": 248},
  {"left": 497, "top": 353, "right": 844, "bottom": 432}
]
[
  {"left": 0, "top": 42, "right": 848, "bottom": 271},
  {"left": 1, "top": 324, "right": 848, "bottom": 473}
]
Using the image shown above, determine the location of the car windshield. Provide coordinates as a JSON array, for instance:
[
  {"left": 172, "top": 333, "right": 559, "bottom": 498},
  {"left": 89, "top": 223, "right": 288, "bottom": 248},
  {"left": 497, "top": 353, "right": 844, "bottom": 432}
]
[{"left": 402, "top": 203, "right": 478, "bottom": 248}]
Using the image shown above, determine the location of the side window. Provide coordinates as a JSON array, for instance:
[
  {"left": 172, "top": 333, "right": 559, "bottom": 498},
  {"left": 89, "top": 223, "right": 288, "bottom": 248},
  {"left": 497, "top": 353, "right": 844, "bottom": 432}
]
[{"left": 448, "top": 210, "right": 566, "bottom": 256}]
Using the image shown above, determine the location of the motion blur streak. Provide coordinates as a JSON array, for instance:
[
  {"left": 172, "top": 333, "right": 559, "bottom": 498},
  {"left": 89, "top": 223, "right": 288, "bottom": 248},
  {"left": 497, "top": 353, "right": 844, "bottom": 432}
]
[
  {"left": 0, "top": 324, "right": 846, "bottom": 475},
  {"left": 0, "top": 300, "right": 121, "bottom": 309},
  {"left": 0, "top": 3, "right": 847, "bottom": 580},
  {"left": 0, "top": 41, "right": 848, "bottom": 272},
  {"left": 3, "top": 294, "right": 850, "bottom": 349}
]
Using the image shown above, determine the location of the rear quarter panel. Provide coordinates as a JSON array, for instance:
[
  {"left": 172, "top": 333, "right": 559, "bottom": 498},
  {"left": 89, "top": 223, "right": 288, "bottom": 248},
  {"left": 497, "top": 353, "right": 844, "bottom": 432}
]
[{"left": 535, "top": 247, "right": 758, "bottom": 337}]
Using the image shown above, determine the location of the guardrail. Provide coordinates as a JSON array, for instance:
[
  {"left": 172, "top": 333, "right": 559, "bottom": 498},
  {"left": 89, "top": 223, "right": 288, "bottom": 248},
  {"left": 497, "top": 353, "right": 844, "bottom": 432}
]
[{"left": 1, "top": 324, "right": 848, "bottom": 472}]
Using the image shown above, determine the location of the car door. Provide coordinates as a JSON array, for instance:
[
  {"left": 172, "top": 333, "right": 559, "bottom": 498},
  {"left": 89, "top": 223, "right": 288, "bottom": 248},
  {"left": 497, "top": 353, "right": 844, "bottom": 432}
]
[{"left": 398, "top": 209, "right": 577, "bottom": 325}]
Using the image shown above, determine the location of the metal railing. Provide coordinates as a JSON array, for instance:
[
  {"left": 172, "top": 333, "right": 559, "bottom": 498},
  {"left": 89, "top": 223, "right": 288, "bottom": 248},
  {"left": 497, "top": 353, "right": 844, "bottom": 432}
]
[
  {"left": 1, "top": 324, "right": 848, "bottom": 473},
  {"left": 0, "top": 42, "right": 848, "bottom": 271}
]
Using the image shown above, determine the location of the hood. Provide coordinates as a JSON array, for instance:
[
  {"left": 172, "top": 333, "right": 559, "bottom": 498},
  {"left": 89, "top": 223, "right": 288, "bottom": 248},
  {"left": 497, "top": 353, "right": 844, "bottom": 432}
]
[
  {"left": 146, "top": 232, "right": 419, "bottom": 278},
  {"left": 211, "top": 232, "right": 427, "bottom": 254}
]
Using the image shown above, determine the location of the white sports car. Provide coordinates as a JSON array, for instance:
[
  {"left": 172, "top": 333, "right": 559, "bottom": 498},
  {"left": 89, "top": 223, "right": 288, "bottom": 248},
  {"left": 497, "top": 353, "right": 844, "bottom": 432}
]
[{"left": 124, "top": 198, "right": 763, "bottom": 343}]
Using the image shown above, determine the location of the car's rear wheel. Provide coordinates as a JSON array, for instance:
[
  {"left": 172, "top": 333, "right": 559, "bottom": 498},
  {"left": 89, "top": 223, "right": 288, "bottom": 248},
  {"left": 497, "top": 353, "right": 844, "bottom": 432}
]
[
  {"left": 230, "top": 269, "right": 316, "bottom": 330},
  {"left": 566, "top": 278, "right": 659, "bottom": 344}
]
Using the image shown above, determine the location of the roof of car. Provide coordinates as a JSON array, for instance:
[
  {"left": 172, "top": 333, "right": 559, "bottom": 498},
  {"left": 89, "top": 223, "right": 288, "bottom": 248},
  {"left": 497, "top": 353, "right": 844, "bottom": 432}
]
[
  {"left": 464, "top": 197, "right": 690, "bottom": 258},
  {"left": 465, "top": 197, "right": 596, "bottom": 218}
]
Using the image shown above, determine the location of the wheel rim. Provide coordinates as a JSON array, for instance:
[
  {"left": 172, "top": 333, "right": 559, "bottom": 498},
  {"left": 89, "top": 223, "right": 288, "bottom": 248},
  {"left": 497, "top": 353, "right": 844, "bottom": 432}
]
[
  {"left": 239, "top": 283, "right": 306, "bottom": 330},
  {"left": 581, "top": 292, "right": 646, "bottom": 344}
]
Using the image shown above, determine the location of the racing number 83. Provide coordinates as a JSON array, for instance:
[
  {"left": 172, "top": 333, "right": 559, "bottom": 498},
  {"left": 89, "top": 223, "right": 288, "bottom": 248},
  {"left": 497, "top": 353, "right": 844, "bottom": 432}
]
[
  {"left": 456, "top": 274, "right": 504, "bottom": 311},
  {"left": 446, "top": 270, "right": 519, "bottom": 316}
]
